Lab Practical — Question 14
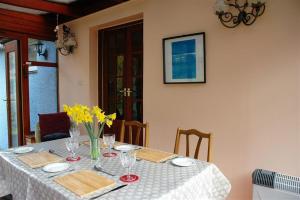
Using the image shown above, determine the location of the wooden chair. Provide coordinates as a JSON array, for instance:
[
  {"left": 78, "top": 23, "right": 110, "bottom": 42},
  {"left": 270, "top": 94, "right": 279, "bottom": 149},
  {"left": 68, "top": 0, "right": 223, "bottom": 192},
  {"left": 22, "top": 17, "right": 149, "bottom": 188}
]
[
  {"left": 174, "top": 128, "right": 212, "bottom": 162},
  {"left": 120, "top": 121, "right": 149, "bottom": 147}
]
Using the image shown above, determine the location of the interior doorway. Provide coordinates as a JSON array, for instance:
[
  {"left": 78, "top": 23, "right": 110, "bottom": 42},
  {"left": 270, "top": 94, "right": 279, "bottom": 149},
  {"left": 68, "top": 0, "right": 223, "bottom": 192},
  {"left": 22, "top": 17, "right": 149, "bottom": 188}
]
[
  {"left": 0, "top": 35, "right": 58, "bottom": 148},
  {"left": 99, "top": 20, "right": 143, "bottom": 122}
]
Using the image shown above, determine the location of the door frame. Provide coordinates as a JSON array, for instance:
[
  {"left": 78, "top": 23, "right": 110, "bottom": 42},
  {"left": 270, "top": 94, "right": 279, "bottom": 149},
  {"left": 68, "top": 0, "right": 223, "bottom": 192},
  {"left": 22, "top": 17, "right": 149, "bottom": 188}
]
[
  {"left": 98, "top": 20, "right": 143, "bottom": 120},
  {"left": 0, "top": 30, "right": 56, "bottom": 145},
  {"left": 4, "top": 40, "right": 22, "bottom": 147}
]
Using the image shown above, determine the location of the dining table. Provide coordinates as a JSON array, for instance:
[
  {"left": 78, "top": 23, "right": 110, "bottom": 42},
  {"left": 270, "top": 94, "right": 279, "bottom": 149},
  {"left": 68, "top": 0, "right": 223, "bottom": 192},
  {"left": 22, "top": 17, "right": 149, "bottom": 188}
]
[{"left": 0, "top": 136, "right": 231, "bottom": 200}]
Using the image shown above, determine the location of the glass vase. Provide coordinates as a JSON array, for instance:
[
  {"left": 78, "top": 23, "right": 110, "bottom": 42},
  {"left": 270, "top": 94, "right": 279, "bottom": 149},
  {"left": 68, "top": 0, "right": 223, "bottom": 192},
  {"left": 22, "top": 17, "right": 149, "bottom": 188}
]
[{"left": 90, "top": 136, "right": 100, "bottom": 160}]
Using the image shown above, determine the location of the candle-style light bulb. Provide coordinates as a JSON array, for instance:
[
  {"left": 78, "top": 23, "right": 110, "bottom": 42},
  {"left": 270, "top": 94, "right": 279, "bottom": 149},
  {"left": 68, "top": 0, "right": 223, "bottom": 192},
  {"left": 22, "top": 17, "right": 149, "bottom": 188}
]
[
  {"left": 214, "top": 0, "right": 229, "bottom": 13},
  {"left": 248, "top": 0, "right": 258, "bottom": 4}
]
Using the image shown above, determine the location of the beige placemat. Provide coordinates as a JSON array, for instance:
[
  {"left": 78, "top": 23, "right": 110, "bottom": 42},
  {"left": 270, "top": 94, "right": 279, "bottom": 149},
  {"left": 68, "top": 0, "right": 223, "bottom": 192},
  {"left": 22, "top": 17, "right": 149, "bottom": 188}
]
[
  {"left": 81, "top": 140, "right": 124, "bottom": 148},
  {"left": 17, "top": 151, "right": 63, "bottom": 168},
  {"left": 54, "top": 170, "right": 116, "bottom": 197},
  {"left": 136, "top": 148, "right": 177, "bottom": 163}
]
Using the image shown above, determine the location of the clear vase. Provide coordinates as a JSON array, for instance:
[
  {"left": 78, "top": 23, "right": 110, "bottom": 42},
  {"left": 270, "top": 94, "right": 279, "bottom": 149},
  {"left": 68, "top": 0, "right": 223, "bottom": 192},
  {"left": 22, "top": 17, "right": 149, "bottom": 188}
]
[{"left": 90, "top": 136, "right": 100, "bottom": 160}]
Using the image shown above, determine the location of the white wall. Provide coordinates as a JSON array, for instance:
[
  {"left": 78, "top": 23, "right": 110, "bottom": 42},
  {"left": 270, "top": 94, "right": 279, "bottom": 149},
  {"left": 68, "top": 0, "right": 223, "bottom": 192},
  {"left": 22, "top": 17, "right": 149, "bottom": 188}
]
[{"left": 59, "top": 0, "right": 300, "bottom": 199}]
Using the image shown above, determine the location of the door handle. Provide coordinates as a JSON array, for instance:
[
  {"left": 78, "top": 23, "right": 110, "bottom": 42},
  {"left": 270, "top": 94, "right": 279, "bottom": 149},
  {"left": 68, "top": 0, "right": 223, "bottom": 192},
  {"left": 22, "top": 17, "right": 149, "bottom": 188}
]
[
  {"left": 126, "top": 88, "right": 133, "bottom": 97},
  {"left": 119, "top": 88, "right": 127, "bottom": 97}
]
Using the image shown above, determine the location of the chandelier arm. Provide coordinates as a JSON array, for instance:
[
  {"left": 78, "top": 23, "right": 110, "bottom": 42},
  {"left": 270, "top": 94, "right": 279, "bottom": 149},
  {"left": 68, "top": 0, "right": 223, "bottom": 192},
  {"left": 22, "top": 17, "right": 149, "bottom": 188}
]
[
  {"left": 251, "top": 6, "right": 259, "bottom": 17},
  {"left": 251, "top": 3, "right": 265, "bottom": 17},
  {"left": 219, "top": 12, "right": 234, "bottom": 23},
  {"left": 58, "top": 48, "right": 71, "bottom": 56},
  {"left": 220, "top": 15, "right": 241, "bottom": 28},
  {"left": 243, "top": 12, "right": 257, "bottom": 25},
  {"left": 256, "top": 4, "right": 265, "bottom": 16}
]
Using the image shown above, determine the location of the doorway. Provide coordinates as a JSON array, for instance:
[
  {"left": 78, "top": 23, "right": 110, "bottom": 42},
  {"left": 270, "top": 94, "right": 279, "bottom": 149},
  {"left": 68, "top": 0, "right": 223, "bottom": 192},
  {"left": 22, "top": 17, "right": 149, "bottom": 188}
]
[
  {"left": 99, "top": 20, "right": 143, "bottom": 121},
  {"left": 0, "top": 35, "right": 58, "bottom": 148},
  {"left": 0, "top": 39, "right": 22, "bottom": 149}
]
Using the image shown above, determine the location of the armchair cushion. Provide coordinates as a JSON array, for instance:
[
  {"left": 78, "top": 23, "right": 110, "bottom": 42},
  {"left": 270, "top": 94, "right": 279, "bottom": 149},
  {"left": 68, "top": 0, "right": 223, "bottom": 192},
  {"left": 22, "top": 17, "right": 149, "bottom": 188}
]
[{"left": 42, "top": 132, "right": 69, "bottom": 142}]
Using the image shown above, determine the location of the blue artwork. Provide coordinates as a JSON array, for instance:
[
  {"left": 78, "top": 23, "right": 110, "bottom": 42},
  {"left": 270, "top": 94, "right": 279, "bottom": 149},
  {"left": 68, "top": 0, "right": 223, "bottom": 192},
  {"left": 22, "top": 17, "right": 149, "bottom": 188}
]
[{"left": 171, "top": 39, "right": 196, "bottom": 79}]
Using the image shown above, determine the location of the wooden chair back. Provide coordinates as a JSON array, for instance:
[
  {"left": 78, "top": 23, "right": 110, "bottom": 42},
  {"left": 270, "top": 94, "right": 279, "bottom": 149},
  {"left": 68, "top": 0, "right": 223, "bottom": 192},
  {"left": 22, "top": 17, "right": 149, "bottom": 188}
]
[
  {"left": 120, "top": 121, "right": 149, "bottom": 147},
  {"left": 174, "top": 128, "right": 212, "bottom": 162}
]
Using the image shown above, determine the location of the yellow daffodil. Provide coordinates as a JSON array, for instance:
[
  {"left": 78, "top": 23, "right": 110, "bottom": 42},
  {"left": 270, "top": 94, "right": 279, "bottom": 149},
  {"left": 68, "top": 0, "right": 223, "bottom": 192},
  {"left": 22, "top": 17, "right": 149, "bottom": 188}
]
[
  {"left": 107, "top": 113, "right": 116, "bottom": 120},
  {"left": 106, "top": 119, "right": 113, "bottom": 127},
  {"left": 92, "top": 106, "right": 106, "bottom": 123},
  {"left": 63, "top": 104, "right": 116, "bottom": 137}
]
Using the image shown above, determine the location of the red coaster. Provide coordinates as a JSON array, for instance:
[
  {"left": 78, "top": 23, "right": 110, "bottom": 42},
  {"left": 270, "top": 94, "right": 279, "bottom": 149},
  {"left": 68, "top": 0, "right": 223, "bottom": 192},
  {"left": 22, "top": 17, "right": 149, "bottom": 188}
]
[
  {"left": 120, "top": 174, "right": 139, "bottom": 183},
  {"left": 66, "top": 156, "right": 81, "bottom": 161},
  {"left": 103, "top": 152, "right": 117, "bottom": 157}
]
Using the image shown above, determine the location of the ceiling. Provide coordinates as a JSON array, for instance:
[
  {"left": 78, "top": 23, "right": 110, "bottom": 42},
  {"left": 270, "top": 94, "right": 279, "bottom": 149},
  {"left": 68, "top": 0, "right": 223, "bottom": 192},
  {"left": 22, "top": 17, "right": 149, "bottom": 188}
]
[
  {"left": 0, "top": 0, "right": 129, "bottom": 17},
  {"left": 0, "top": 0, "right": 128, "bottom": 38},
  {"left": 48, "top": 0, "right": 77, "bottom": 4},
  {"left": 0, "top": 3, "right": 47, "bottom": 14}
]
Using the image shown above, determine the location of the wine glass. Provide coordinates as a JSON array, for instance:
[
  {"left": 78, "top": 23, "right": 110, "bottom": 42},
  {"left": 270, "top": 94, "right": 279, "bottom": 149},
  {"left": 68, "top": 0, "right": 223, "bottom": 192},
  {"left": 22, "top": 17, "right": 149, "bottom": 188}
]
[
  {"left": 103, "top": 133, "right": 116, "bottom": 157},
  {"left": 65, "top": 138, "right": 80, "bottom": 161},
  {"left": 119, "top": 150, "right": 139, "bottom": 183},
  {"left": 69, "top": 126, "right": 80, "bottom": 139}
]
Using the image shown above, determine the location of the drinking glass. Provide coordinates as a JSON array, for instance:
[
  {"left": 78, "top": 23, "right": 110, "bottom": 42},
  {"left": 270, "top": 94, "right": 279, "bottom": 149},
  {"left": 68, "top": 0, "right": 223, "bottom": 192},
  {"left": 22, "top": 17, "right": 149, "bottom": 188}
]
[
  {"left": 65, "top": 138, "right": 80, "bottom": 161},
  {"left": 119, "top": 150, "right": 139, "bottom": 182},
  {"left": 103, "top": 133, "right": 116, "bottom": 157},
  {"left": 69, "top": 126, "right": 80, "bottom": 138}
]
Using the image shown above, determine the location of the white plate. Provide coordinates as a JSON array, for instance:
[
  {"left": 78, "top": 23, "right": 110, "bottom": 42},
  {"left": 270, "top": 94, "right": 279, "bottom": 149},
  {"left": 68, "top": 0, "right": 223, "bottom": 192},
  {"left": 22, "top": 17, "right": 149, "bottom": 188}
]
[
  {"left": 171, "top": 158, "right": 196, "bottom": 167},
  {"left": 114, "top": 144, "right": 139, "bottom": 151},
  {"left": 42, "top": 163, "right": 70, "bottom": 173},
  {"left": 13, "top": 147, "right": 34, "bottom": 154}
]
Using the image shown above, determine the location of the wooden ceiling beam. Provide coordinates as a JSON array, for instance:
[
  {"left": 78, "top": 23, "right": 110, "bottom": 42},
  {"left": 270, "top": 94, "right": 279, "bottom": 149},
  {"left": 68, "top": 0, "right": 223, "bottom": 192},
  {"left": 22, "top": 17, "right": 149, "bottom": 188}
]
[
  {"left": 0, "top": 0, "right": 78, "bottom": 17},
  {"left": 0, "top": 12, "right": 55, "bottom": 39},
  {"left": 0, "top": 13, "right": 54, "bottom": 31},
  {"left": 0, "top": 21, "right": 55, "bottom": 39},
  {"left": 0, "top": 8, "right": 55, "bottom": 24}
]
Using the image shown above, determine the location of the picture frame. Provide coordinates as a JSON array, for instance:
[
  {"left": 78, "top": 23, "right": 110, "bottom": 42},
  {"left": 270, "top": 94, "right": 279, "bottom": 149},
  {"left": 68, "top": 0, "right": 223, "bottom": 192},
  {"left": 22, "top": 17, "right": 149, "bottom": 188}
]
[{"left": 163, "top": 32, "right": 206, "bottom": 84}]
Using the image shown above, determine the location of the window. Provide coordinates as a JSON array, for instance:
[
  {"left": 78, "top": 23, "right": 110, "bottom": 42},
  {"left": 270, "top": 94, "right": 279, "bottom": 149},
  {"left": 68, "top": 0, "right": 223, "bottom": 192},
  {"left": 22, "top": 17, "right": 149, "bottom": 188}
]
[{"left": 28, "top": 38, "right": 58, "bottom": 133}]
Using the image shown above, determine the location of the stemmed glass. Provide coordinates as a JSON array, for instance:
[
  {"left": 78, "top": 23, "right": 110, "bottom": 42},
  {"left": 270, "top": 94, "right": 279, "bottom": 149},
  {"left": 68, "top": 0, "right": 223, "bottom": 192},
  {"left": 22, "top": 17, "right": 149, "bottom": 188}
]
[
  {"left": 103, "top": 133, "right": 117, "bottom": 157},
  {"left": 69, "top": 126, "right": 80, "bottom": 138},
  {"left": 65, "top": 138, "right": 80, "bottom": 161},
  {"left": 119, "top": 150, "right": 139, "bottom": 183}
]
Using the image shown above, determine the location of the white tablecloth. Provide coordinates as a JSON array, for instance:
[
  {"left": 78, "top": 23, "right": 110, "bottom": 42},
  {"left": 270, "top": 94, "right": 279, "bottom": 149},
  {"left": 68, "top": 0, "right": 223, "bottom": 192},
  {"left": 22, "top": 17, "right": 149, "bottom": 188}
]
[{"left": 0, "top": 137, "right": 231, "bottom": 200}]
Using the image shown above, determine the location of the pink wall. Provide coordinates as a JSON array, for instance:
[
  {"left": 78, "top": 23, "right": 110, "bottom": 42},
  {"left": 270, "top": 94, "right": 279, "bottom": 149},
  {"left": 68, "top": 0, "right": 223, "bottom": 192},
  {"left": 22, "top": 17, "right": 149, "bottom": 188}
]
[{"left": 59, "top": 0, "right": 300, "bottom": 199}]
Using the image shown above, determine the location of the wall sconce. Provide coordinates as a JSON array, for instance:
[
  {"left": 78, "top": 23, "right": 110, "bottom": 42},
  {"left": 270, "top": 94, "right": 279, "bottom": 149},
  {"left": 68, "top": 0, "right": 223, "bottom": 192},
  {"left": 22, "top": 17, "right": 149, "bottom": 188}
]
[
  {"left": 54, "top": 24, "right": 78, "bottom": 56},
  {"left": 33, "top": 40, "right": 48, "bottom": 59},
  {"left": 215, "top": 0, "right": 266, "bottom": 28}
]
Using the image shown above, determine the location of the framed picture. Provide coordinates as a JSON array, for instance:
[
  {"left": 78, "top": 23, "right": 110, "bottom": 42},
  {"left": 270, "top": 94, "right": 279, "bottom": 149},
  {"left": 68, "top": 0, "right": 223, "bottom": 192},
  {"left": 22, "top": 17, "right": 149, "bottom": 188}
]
[{"left": 163, "top": 32, "right": 206, "bottom": 84}]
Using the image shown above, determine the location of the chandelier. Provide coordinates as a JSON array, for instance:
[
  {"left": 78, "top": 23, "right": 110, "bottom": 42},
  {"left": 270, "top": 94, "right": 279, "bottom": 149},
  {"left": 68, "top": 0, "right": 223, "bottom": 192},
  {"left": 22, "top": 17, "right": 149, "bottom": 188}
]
[
  {"left": 54, "top": 14, "right": 78, "bottom": 56},
  {"left": 215, "top": 0, "right": 266, "bottom": 28}
]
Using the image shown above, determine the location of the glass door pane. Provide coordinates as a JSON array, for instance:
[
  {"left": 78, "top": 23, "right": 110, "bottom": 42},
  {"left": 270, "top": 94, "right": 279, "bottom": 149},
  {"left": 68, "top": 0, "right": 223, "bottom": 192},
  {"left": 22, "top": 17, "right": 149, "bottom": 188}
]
[
  {"left": 29, "top": 66, "right": 58, "bottom": 132},
  {"left": 0, "top": 45, "right": 8, "bottom": 149},
  {"left": 104, "top": 29, "right": 126, "bottom": 120},
  {"left": 8, "top": 51, "right": 19, "bottom": 147}
]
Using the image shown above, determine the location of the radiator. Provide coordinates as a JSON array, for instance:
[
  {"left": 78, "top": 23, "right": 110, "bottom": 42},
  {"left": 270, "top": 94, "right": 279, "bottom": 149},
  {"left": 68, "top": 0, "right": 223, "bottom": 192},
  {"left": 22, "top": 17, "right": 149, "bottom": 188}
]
[{"left": 252, "top": 169, "right": 300, "bottom": 200}]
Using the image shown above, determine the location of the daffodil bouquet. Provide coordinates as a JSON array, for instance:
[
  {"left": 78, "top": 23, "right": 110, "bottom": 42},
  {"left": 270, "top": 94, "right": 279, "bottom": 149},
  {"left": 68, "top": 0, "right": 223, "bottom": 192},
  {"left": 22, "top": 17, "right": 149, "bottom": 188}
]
[{"left": 63, "top": 104, "right": 116, "bottom": 160}]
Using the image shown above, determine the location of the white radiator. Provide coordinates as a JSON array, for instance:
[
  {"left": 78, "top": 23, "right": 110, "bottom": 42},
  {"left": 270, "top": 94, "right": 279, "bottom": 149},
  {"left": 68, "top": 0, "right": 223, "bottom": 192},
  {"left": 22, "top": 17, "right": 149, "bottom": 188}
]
[{"left": 252, "top": 169, "right": 300, "bottom": 200}]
